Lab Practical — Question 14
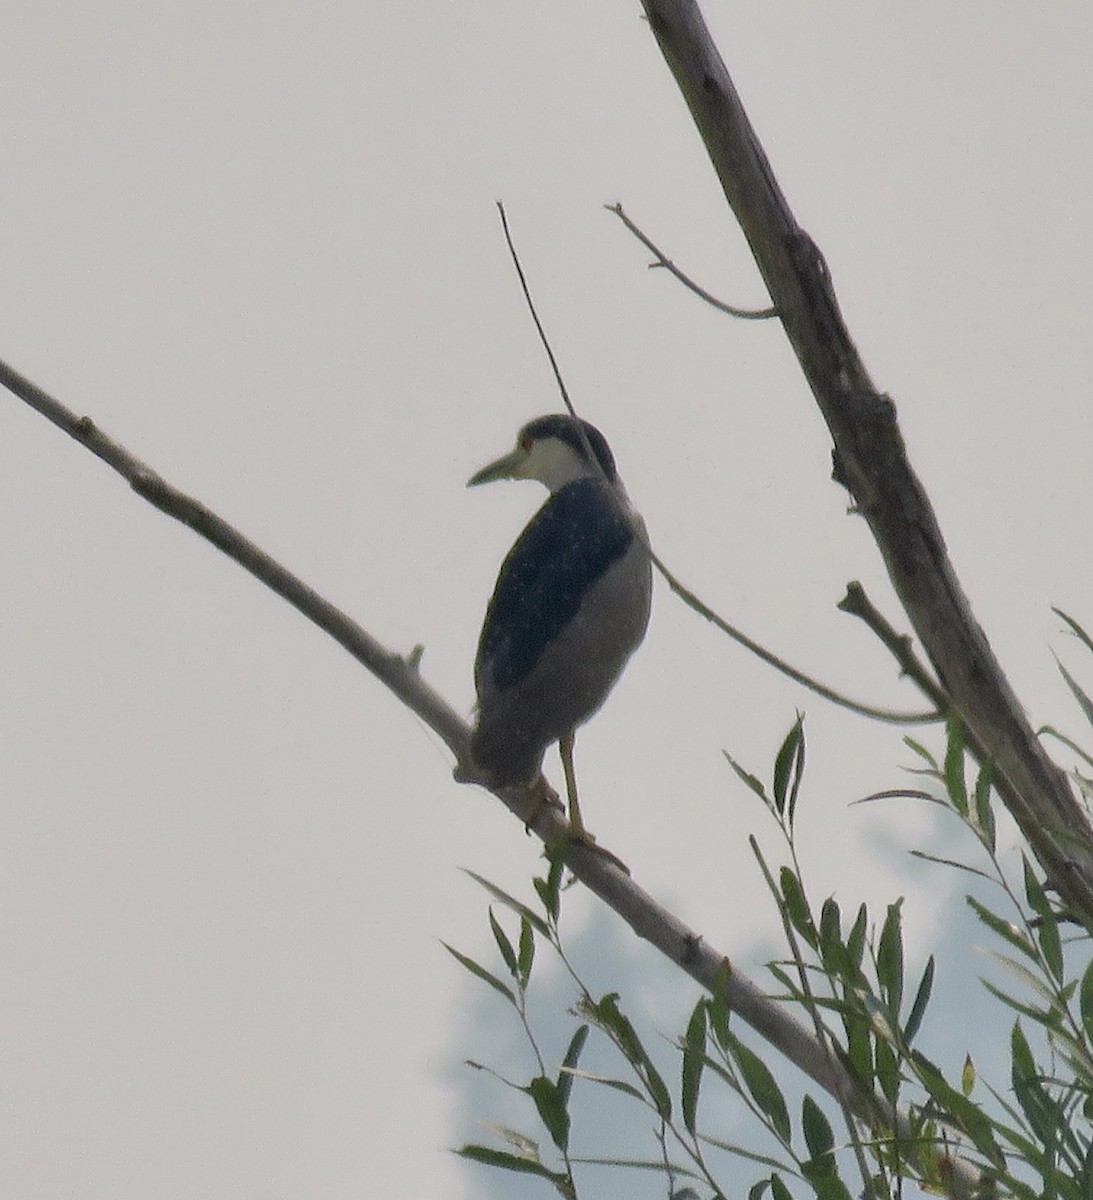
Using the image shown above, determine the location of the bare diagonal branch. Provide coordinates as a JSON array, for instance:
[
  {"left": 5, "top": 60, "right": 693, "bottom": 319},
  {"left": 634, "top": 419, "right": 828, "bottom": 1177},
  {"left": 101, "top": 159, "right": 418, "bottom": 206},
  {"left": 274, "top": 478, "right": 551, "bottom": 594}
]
[{"left": 1, "top": 354, "right": 900, "bottom": 1164}]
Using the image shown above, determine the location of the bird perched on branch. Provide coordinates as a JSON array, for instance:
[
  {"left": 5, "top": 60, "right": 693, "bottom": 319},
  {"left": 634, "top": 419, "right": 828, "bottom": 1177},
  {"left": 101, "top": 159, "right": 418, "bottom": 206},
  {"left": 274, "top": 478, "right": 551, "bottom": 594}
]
[{"left": 465, "top": 413, "right": 651, "bottom": 839}]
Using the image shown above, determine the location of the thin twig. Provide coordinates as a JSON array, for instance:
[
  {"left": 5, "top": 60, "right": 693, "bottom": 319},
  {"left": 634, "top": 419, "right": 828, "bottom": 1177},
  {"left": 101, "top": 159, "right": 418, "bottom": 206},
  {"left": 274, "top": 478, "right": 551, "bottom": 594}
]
[
  {"left": 607, "top": 202, "right": 777, "bottom": 320},
  {"left": 496, "top": 201, "right": 575, "bottom": 417},
  {"left": 838, "top": 582, "right": 947, "bottom": 714},
  {"left": 655, "top": 552, "right": 938, "bottom": 725}
]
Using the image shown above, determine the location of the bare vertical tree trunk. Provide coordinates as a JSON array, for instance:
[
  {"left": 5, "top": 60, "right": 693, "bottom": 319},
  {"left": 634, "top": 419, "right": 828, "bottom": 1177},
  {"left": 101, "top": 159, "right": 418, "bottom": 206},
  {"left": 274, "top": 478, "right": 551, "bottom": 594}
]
[{"left": 640, "top": 0, "right": 1093, "bottom": 931}]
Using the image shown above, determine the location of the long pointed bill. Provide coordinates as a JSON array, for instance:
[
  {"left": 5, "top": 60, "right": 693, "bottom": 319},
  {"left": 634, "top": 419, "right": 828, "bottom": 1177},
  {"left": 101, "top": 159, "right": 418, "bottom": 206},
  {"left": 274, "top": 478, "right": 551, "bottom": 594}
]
[{"left": 467, "top": 446, "right": 527, "bottom": 487}]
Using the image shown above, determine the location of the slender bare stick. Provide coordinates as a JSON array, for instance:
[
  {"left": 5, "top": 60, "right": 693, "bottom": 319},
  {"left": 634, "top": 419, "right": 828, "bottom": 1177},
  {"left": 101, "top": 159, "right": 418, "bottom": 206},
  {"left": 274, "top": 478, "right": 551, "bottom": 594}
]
[
  {"left": 838, "top": 581, "right": 949, "bottom": 711},
  {"left": 496, "top": 201, "right": 575, "bottom": 417},
  {"left": 606, "top": 202, "right": 777, "bottom": 319}
]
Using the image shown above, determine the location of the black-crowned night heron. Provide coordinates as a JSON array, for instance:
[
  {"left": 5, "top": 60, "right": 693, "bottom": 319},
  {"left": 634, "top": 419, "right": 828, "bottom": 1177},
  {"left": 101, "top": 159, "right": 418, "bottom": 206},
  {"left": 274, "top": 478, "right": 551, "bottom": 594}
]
[{"left": 466, "top": 414, "right": 652, "bottom": 839}]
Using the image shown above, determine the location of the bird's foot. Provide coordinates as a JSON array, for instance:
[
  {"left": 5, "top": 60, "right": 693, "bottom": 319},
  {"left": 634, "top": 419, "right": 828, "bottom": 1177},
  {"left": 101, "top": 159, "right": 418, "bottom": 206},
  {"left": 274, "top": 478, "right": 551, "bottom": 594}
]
[{"left": 521, "top": 775, "right": 564, "bottom": 832}]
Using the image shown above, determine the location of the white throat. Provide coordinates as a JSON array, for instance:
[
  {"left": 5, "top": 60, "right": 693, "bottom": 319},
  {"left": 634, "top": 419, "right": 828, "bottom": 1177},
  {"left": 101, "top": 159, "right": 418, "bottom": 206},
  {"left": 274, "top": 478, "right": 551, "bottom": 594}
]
[{"left": 521, "top": 437, "right": 600, "bottom": 492}]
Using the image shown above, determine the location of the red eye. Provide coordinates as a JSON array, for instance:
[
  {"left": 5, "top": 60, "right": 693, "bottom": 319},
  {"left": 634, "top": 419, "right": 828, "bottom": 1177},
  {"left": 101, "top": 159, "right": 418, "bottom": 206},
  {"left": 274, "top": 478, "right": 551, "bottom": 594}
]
[{"left": 519, "top": 434, "right": 532, "bottom": 451}]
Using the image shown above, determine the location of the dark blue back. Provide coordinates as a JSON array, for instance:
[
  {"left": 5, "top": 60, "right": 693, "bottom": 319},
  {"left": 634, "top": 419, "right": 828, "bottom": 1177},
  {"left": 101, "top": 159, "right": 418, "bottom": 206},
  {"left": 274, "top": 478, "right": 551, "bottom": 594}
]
[{"left": 477, "top": 478, "right": 631, "bottom": 691}]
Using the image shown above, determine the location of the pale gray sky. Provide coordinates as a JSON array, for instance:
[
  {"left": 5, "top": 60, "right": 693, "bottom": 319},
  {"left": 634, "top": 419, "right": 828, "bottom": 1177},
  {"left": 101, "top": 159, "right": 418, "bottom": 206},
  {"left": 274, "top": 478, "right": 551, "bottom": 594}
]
[{"left": 2, "top": 4, "right": 1092, "bottom": 1198}]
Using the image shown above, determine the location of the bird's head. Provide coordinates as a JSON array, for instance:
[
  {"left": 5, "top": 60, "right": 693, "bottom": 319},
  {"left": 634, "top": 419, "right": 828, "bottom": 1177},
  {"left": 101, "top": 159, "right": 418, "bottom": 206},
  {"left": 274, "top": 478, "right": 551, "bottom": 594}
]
[{"left": 467, "top": 414, "right": 617, "bottom": 494}]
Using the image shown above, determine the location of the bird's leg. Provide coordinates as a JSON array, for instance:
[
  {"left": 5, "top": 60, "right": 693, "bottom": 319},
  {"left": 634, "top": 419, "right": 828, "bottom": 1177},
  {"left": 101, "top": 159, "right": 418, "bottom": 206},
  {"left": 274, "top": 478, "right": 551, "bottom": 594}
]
[
  {"left": 555, "top": 733, "right": 629, "bottom": 872},
  {"left": 559, "top": 730, "right": 588, "bottom": 840}
]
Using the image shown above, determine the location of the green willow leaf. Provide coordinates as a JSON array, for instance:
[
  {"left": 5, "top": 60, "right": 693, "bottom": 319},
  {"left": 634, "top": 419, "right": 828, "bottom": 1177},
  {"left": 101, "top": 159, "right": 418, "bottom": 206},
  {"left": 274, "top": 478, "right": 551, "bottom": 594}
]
[
  {"left": 527, "top": 1075, "right": 570, "bottom": 1152},
  {"left": 966, "top": 896, "right": 1037, "bottom": 959},
  {"left": 517, "top": 916, "right": 535, "bottom": 986},
  {"left": 779, "top": 867, "right": 817, "bottom": 949},
  {"left": 877, "top": 899, "right": 905, "bottom": 1016},
  {"left": 801, "top": 1094, "right": 834, "bottom": 1160},
  {"left": 943, "top": 716, "right": 968, "bottom": 814},
  {"left": 681, "top": 1000, "right": 707, "bottom": 1135},
  {"left": 772, "top": 714, "right": 805, "bottom": 824},
  {"left": 725, "top": 1030, "right": 791, "bottom": 1144},
  {"left": 457, "top": 1144, "right": 566, "bottom": 1187},
  {"left": 533, "top": 851, "right": 565, "bottom": 924},
  {"left": 488, "top": 909, "right": 519, "bottom": 979},
  {"left": 442, "top": 942, "right": 515, "bottom": 1004},
  {"left": 903, "top": 955, "right": 935, "bottom": 1045},
  {"left": 557, "top": 1025, "right": 589, "bottom": 1108},
  {"left": 464, "top": 870, "right": 551, "bottom": 937},
  {"left": 586, "top": 993, "right": 672, "bottom": 1119}
]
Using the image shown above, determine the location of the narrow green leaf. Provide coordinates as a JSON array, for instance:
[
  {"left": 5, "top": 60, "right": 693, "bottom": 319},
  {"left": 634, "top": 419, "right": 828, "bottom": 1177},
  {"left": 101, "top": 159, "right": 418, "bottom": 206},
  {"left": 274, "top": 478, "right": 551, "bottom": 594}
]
[
  {"left": 961, "top": 1054, "right": 976, "bottom": 1097},
  {"left": 463, "top": 871, "right": 551, "bottom": 937},
  {"left": 1058, "top": 659, "right": 1093, "bottom": 729},
  {"left": 1010, "top": 1022, "right": 1064, "bottom": 1147},
  {"left": 557, "top": 1025, "right": 589, "bottom": 1108},
  {"left": 911, "top": 1050, "right": 1004, "bottom": 1167},
  {"left": 1039, "top": 723, "right": 1093, "bottom": 772},
  {"left": 910, "top": 850, "right": 993, "bottom": 881},
  {"left": 903, "top": 737, "right": 939, "bottom": 772},
  {"left": 772, "top": 715, "right": 805, "bottom": 825},
  {"left": 943, "top": 715, "right": 967, "bottom": 814},
  {"left": 1035, "top": 916, "right": 1064, "bottom": 986},
  {"left": 456, "top": 1144, "right": 564, "bottom": 1185},
  {"left": 560, "top": 1067, "right": 645, "bottom": 1104},
  {"left": 681, "top": 1001, "right": 707, "bottom": 1135},
  {"left": 903, "top": 955, "right": 935, "bottom": 1045},
  {"left": 1022, "top": 857, "right": 1050, "bottom": 917},
  {"left": 527, "top": 1075, "right": 570, "bottom": 1152},
  {"left": 819, "top": 898, "right": 846, "bottom": 976},
  {"left": 724, "top": 750, "right": 770, "bottom": 806},
  {"left": 532, "top": 851, "right": 565, "bottom": 923},
  {"left": 1054, "top": 607, "right": 1093, "bottom": 654},
  {"left": 966, "top": 896, "right": 1037, "bottom": 959},
  {"left": 517, "top": 916, "right": 535, "bottom": 985},
  {"left": 769, "top": 1174, "right": 793, "bottom": 1200},
  {"left": 842, "top": 1010, "right": 873, "bottom": 1086},
  {"left": 1080, "top": 958, "right": 1093, "bottom": 1038},
  {"left": 766, "top": 962, "right": 803, "bottom": 1000},
  {"left": 700, "top": 1131, "right": 794, "bottom": 1173},
  {"left": 1021, "top": 859, "right": 1064, "bottom": 983},
  {"left": 489, "top": 909, "right": 519, "bottom": 979},
  {"left": 709, "top": 962, "right": 732, "bottom": 1050},
  {"left": 779, "top": 867, "right": 818, "bottom": 949},
  {"left": 571, "top": 1154, "right": 697, "bottom": 1176},
  {"left": 980, "top": 978, "right": 1059, "bottom": 1028},
  {"left": 846, "top": 904, "right": 868, "bottom": 970},
  {"left": 801, "top": 1094, "right": 834, "bottom": 1160},
  {"left": 801, "top": 1159, "right": 853, "bottom": 1200},
  {"left": 588, "top": 993, "right": 672, "bottom": 1119},
  {"left": 973, "top": 762, "right": 996, "bottom": 850},
  {"left": 747, "top": 1183, "right": 770, "bottom": 1200},
  {"left": 983, "top": 950, "right": 1069, "bottom": 1019},
  {"left": 442, "top": 942, "right": 515, "bottom": 1003},
  {"left": 877, "top": 899, "right": 905, "bottom": 1016},
  {"left": 726, "top": 1030, "right": 791, "bottom": 1143},
  {"left": 874, "top": 1033, "right": 900, "bottom": 1104}
]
